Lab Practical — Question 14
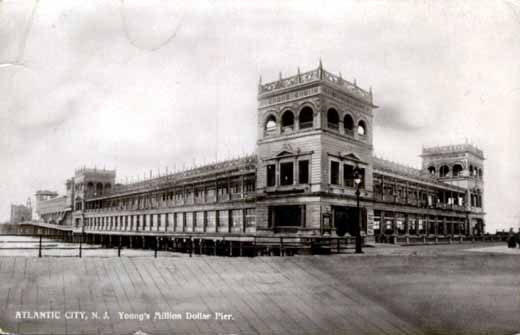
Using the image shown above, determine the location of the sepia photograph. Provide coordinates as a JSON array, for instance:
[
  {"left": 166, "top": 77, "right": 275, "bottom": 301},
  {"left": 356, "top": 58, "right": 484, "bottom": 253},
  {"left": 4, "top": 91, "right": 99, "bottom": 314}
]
[{"left": 1, "top": 0, "right": 519, "bottom": 334}]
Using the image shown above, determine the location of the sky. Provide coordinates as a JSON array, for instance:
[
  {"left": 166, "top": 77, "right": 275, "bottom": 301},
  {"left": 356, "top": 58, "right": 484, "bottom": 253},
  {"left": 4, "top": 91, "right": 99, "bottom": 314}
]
[{"left": 1, "top": 0, "right": 519, "bottom": 231}]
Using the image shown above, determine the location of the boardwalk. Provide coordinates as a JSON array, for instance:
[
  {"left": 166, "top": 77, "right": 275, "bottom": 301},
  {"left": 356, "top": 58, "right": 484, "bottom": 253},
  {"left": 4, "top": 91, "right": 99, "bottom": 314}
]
[{"left": 0, "top": 243, "right": 519, "bottom": 335}]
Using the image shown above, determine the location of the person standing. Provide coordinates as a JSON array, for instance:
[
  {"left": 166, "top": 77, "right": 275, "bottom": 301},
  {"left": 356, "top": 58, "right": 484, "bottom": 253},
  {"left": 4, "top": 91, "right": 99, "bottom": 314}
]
[{"left": 507, "top": 228, "right": 516, "bottom": 248}]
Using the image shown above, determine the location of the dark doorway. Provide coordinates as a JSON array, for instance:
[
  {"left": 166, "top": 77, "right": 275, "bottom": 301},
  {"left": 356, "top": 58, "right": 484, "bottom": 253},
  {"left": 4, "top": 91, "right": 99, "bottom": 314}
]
[{"left": 334, "top": 206, "right": 358, "bottom": 237}]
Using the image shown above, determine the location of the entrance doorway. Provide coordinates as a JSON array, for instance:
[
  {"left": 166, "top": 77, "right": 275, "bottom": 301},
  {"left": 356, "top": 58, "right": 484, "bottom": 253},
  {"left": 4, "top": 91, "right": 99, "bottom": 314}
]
[{"left": 333, "top": 206, "right": 358, "bottom": 237}]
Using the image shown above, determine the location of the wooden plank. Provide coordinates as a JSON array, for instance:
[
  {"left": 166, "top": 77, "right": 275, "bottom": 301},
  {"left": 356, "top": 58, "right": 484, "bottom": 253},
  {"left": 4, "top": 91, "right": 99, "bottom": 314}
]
[
  {"left": 185, "top": 257, "right": 247, "bottom": 334},
  {"left": 153, "top": 256, "right": 206, "bottom": 334},
  {"left": 296, "top": 256, "right": 422, "bottom": 335},
  {"left": 170, "top": 257, "right": 214, "bottom": 334},
  {"left": 209, "top": 257, "right": 299, "bottom": 335},
  {"left": 255, "top": 257, "right": 335, "bottom": 334}
]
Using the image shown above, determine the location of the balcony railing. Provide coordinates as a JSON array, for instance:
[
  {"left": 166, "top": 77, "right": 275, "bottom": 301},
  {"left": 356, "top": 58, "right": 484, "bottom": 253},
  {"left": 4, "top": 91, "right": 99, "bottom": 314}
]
[
  {"left": 264, "top": 129, "right": 277, "bottom": 137},
  {"left": 281, "top": 126, "right": 294, "bottom": 133},
  {"left": 299, "top": 121, "right": 313, "bottom": 129},
  {"left": 327, "top": 122, "right": 339, "bottom": 130}
]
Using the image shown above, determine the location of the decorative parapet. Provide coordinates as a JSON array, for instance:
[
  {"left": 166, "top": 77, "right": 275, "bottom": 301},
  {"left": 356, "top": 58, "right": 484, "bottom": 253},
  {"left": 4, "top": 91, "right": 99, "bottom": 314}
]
[
  {"left": 259, "top": 68, "right": 320, "bottom": 93},
  {"left": 35, "top": 190, "right": 58, "bottom": 197},
  {"left": 422, "top": 144, "right": 484, "bottom": 159},
  {"left": 74, "top": 167, "right": 116, "bottom": 177},
  {"left": 258, "top": 64, "right": 373, "bottom": 104}
]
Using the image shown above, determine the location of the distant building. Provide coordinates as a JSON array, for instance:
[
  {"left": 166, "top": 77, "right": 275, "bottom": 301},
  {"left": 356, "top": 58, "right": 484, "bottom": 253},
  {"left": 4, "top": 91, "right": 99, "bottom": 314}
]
[
  {"left": 33, "top": 63, "right": 485, "bottom": 238},
  {"left": 10, "top": 198, "right": 32, "bottom": 224}
]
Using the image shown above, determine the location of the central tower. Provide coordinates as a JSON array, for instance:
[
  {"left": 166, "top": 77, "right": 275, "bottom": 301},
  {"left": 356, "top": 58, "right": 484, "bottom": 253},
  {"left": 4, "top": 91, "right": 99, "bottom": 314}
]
[{"left": 255, "top": 61, "right": 377, "bottom": 236}]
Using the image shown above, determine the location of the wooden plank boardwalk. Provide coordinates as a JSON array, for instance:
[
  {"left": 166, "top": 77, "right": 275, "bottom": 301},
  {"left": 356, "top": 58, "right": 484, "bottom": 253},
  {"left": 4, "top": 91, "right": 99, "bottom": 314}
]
[{"left": 0, "top": 256, "right": 424, "bottom": 335}]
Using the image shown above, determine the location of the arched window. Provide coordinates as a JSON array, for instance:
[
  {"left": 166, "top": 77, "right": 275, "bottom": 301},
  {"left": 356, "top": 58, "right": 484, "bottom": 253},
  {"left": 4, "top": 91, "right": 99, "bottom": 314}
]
[
  {"left": 299, "top": 107, "right": 313, "bottom": 129},
  {"left": 281, "top": 110, "right": 294, "bottom": 132},
  {"left": 478, "top": 168, "right": 483, "bottom": 178},
  {"left": 104, "top": 183, "right": 111, "bottom": 192},
  {"left": 428, "top": 166, "right": 436, "bottom": 175},
  {"left": 358, "top": 120, "right": 367, "bottom": 136},
  {"left": 264, "top": 115, "right": 277, "bottom": 134},
  {"left": 327, "top": 108, "right": 339, "bottom": 130},
  {"left": 344, "top": 114, "right": 354, "bottom": 133},
  {"left": 452, "top": 164, "right": 463, "bottom": 177},
  {"left": 440, "top": 165, "right": 450, "bottom": 178},
  {"left": 469, "top": 165, "right": 474, "bottom": 176}
]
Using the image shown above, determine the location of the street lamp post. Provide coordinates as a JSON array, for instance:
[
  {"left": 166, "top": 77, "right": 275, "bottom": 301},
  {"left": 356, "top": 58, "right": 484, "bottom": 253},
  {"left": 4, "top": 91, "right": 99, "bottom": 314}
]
[
  {"left": 354, "top": 170, "right": 363, "bottom": 254},
  {"left": 79, "top": 213, "right": 85, "bottom": 258}
]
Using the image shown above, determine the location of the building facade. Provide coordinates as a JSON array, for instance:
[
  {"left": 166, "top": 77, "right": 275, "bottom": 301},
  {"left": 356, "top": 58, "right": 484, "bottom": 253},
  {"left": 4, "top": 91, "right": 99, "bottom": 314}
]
[
  {"left": 10, "top": 198, "right": 32, "bottom": 224},
  {"left": 34, "top": 64, "right": 486, "bottom": 239}
]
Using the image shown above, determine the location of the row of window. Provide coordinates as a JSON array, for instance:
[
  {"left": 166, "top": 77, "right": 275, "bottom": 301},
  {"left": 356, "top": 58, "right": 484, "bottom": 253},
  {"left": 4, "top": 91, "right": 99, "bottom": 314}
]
[
  {"left": 326, "top": 108, "right": 367, "bottom": 136},
  {"left": 266, "top": 160, "right": 309, "bottom": 187},
  {"left": 85, "top": 179, "right": 256, "bottom": 211},
  {"left": 373, "top": 212, "right": 469, "bottom": 235},
  {"left": 71, "top": 182, "right": 112, "bottom": 195},
  {"left": 428, "top": 164, "right": 483, "bottom": 178},
  {"left": 85, "top": 208, "right": 256, "bottom": 232},
  {"left": 374, "top": 184, "right": 466, "bottom": 205},
  {"left": 330, "top": 161, "right": 366, "bottom": 188},
  {"left": 264, "top": 107, "right": 368, "bottom": 137}
]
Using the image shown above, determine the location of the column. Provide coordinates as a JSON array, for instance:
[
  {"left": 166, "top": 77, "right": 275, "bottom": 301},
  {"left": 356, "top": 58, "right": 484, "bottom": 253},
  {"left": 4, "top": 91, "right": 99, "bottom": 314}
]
[
  {"left": 404, "top": 213, "right": 409, "bottom": 236},
  {"left": 227, "top": 177, "right": 231, "bottom": 199},
  {"left": 242, "top": 209, "right": 247, "bottom": 233},
  {"left": 392, "top": 212, "right": 397, "bottom": 235},
  {"left": 392, "top": 180, "right": 397, "bottom": 202},
  {"left": 228, "top": 209, "right": 232, "bottom": 233},
  {"left": 241, "top": 175, "right": 245, "bottom": 198},
  {"left": 380, "top": 211, "right": 385, "bottom": 235},
  {"left": 381, "top": 176, "right": 385, "bottom": 201}
]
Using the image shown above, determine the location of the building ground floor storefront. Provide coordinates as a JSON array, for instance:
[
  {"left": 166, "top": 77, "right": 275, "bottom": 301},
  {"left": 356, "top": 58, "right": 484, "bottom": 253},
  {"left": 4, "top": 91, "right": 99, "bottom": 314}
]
[
  {"left": 372, "top": 209, "right": 485, "bottom": 238},
  {"left": 73, "top": 191, "right": 486, "bottom": 242}
]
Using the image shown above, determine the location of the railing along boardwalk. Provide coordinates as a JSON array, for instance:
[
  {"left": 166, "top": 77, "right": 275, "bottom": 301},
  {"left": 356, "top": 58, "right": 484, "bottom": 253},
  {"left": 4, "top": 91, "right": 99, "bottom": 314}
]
[
  {"left": 0, "top": 233, "right": 361, "bottom": 258},
  {"left": 376, "top": 234, "right": 506, "bottom": 246},
  {"left": 0, "top": 234, "right": 107, "bottom": 258}
]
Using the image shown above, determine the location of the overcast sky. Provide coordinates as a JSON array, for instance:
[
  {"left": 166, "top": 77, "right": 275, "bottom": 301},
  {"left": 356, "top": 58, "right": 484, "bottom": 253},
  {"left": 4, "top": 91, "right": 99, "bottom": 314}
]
[{"left": 1, "top": 0, "right": 519, "bottom": 231}]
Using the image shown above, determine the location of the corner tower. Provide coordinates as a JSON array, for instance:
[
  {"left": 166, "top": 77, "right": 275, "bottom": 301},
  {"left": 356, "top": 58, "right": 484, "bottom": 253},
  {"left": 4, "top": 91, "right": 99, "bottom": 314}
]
[
  {"left": 255, "top": 61, "right": 377, "bottom": 236},
  {"left": 421, "top": 144, "right": 485, "bottom": 234},
  {"left": 70, "top": 167, "right": 116, "bottom": 228}
]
